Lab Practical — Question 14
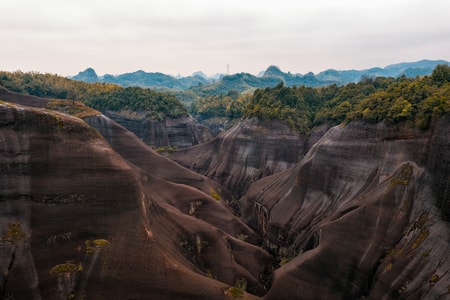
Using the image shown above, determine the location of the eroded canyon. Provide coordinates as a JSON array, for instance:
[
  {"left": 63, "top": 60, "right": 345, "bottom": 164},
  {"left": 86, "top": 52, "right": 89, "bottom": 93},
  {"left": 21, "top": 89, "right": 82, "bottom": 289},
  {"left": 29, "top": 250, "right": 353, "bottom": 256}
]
[{"left": 0, "top": 86, "right": 449, "bottom": 299}]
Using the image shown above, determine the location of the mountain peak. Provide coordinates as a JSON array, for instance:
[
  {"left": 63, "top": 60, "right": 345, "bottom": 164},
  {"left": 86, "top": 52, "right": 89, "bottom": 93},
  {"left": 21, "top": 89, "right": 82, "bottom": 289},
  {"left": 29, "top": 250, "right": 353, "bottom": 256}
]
[
  {"left": 191, "top": 71, "right": 208, "bottom": 79},
  {"left": 73, "top": 68, "right": 98, "bottom": 83},
  {"left": 264, "top": 65, "right": 283, "bottom": 76}
]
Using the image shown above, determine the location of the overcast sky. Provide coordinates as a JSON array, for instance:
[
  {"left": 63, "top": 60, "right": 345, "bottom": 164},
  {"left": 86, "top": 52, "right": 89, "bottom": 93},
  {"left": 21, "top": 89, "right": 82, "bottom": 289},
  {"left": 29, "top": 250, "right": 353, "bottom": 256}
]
[{"left": 1, "top": 0, "right": 449, "bottom": 76}]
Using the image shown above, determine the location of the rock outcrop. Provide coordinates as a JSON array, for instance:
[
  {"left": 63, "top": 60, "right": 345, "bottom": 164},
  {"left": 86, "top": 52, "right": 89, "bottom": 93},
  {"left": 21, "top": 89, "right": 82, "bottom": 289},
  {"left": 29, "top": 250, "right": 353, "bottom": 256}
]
[
  {"left": 0, "top": 99, "right": 271, "bottom": 299},
  {"left": 240, "top": 120, "right": 450, "bottom": 299},
  {"left": 104, "top": 111, "right": 212, "bottom": 148},
  {"left": 1, "top": 85, "right": 449, "bottom": 299},
  {"left": 169, "top": 118, "right": 311, "bottom": 199}
]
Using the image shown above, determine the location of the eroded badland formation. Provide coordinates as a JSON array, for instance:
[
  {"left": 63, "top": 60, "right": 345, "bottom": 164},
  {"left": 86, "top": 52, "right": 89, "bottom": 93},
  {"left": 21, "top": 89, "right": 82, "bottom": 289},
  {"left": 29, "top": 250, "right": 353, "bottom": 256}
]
[{"left": 0, "top": 70, "right": 449, "bottom": 300}]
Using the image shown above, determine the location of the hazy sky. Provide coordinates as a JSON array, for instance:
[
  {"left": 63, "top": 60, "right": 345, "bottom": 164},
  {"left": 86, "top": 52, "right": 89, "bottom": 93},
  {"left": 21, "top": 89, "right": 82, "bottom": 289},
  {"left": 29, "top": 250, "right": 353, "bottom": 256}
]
[{"left": 2, "top": 0, "right": 449, "bottom": 76}]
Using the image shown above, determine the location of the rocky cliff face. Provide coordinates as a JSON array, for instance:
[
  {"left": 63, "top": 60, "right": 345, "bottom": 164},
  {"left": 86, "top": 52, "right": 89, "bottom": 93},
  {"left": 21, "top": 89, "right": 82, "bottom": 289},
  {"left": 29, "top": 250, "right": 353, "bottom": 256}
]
[
  {"left": 240, "top": 120, "right": 450, "bottom": 299},
  {"left": 0, "top": 100, "right": 271, "bottom": 299},
  {"left": 169, "top": 118, "right": 312, "bottom": 199},
  {"left": 1, "top": 86, "right": 449, "bottom": 299},
  {"left": 104, "top": 111, "right": 212, "bottom": 148}
]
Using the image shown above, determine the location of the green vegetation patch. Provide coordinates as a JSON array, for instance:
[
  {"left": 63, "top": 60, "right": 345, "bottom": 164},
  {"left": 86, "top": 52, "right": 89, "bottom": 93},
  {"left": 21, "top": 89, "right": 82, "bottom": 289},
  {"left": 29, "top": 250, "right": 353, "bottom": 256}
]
[
  {"left": 50, "top": 262, "right": 82, "bottom": 275},
  {"left": 210, "top": 190, "right": 221, "bottom": 201},
  {"left": 2, "top": 222, "right": 27, "bottom": 242},
  {"left": 85, "top": 239, "right": 110, "bottom": 254},
  {"left": 411, "top": 228, "right": 430, "bottom": 250},
  {"left": 0, "top": 71, "right": 188, "bottom": 120},
  {"left": 408, "top": 212, "right": 429, "bottom": 235},
  {"left": 315, "top": 65, "right": 450, "bottom": 129},
  {"left": 2, "top": 65, "right": 449, "bottom": 132},
  {"left": 227, "top": 287, "right": 244, "bottom": 299},
  {"left": 153, "top": 146, "right": 178, "bottom": 154},
  {"left": 390, "top": 163, "right": 413, "bottom": 187},
  {"left": 46, "top": 99, "right": 100, "bottom": 118},
  {"left": 189, "top": 90, "right": 249, "bottom": 121},
  {"left": 429, "top": 274, "right": 441, "bottom": 288},
  {"left": 244, "top": 82, "right": 328, "bottom": 133}
]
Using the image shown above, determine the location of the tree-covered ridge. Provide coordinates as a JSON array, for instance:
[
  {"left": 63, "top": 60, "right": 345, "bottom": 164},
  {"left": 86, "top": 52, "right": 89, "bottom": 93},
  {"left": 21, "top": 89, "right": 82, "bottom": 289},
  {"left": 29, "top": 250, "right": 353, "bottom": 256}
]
[
  {"left": 1, "top": 65, "right": 449, "bottom": 130},
  {"left": 189, "top": 91, "right": 250, "bottom": 121},
  {"left": 315, "top": 64, "right": 450, "bottom": 129},
  {"left": 0, "top": 71, "right": 188, "bottom": 120},
  {"left": 243, "top": 83, "right": 332, "bottom": 133},
  {"left": 243, "top": 65, "right": 449, "bottom": 132}
]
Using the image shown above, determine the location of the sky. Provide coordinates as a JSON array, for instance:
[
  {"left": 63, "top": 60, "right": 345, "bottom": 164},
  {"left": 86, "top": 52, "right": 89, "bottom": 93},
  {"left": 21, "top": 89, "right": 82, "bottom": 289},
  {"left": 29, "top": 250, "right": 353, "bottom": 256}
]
[{"left": 1, "top": 0, "right": 450, "bottom": 77}]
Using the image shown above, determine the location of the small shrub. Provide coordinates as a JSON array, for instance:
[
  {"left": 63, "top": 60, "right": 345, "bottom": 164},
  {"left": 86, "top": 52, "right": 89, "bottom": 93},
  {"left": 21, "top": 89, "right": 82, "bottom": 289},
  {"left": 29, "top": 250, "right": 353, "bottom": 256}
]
[
  {"left": 210, "top": 190, "right": 221, "bottom": 201},
  {"left": 227, "top": 287, "right": 244, "bottom": 299},
  {"left": 389, "top": 163, "right": 413, "bottom": 187},
  {"left": 50, "top": 262, "right": 82, "bottom": 275},
  {"left": 279, "top": 257, "right": 292, "bottom": 266},
  {"left": 429, "top": 274, "right": 440, "bottom": 288},
  {"left": 85, "top": 239, "right": 109, "bottom": 254},
  {"left": 236, "top": 234, "right": 248, "bottom": 242},
  {"left": 411, "top": 228, "right": 430, "bottom": 250},
  {"left": 2, "top": 222, "right": 26, "bottom": 242},
  {"left": 92, "top": 239, "right": 109, "bottom": 247},
  {"left": 153, "top": 146, "right": 178, "bottom": 154},
  {"left": 385, "top": 262, "right": 393, "bottom": 271}
]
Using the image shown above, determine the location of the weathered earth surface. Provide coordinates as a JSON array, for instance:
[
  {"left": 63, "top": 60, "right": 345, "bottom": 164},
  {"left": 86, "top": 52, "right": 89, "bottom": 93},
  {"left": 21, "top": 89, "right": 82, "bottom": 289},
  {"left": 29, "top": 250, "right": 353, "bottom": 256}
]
[
  {"left": 103, "top": 110, "right": 212, "bottom": 148},
  {"left": 241, "top": 120, "right": 450, "bottom": 299},
  {"left": 0, "top": 92, "right": 271, "bottom": 299},
  {"left": 169, "top": 118, "right": 313, "bottom": 199},
  {"left": 197, "top": 117, "right": 239, "bottom": 136},
  {"left": 1, "top": 85, "right": 449, "bottom": 299}
]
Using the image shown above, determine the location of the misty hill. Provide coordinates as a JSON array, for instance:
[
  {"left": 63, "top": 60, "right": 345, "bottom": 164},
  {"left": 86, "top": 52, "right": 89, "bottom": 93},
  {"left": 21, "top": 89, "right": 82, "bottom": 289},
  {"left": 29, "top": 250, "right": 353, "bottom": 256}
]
[
  {"left": 72, "top": 59, "right": 448, "bottom": 94},
  {"left": 72, "top": 68, "right": 215, "bottom": 90}
]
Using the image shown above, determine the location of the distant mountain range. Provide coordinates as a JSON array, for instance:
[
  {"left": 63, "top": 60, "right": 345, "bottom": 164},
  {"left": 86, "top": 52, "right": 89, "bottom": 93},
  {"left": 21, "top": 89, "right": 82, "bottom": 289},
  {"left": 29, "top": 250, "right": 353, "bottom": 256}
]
[{"left": 71, "top": 59, "right": 449, "bottom": 94}]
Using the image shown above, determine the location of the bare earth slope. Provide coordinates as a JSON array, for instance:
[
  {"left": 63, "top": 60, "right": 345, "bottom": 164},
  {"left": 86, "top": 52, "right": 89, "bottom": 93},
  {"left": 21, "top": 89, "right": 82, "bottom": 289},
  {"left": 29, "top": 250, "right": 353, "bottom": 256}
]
[
  {"left": 241, "top": 120, "right": 450, "bottom": 299},
  {"left": 1, "top": 85, "right": 449, "bottom": 299},
  {"left": 0, "top": 95, "right": 271, "bottom": 299},
  {"left": 169, "top": 118, "right": 317, "bottom": 199},
  {"left": 103, "top": 110, "right": 213, "bottom": 148}
]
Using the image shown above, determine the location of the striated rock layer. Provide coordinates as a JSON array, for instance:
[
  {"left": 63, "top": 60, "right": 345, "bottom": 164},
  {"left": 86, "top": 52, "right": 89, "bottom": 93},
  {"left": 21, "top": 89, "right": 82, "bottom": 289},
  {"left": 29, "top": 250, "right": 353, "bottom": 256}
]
[
  {"left": 0, "top": 100, "right": 272, "bottom": 299},
  {"left": 241, "top": 120, "right": 450, "bottom": 299},
  {"left": 104, "top": 110, "right": 212, "bottom": 148},
  {"left": 1, "top": 85, "right": 449, "bottom": 299},
  {"left": 169, "top": 118, "right": 316, "bottom": 199}
]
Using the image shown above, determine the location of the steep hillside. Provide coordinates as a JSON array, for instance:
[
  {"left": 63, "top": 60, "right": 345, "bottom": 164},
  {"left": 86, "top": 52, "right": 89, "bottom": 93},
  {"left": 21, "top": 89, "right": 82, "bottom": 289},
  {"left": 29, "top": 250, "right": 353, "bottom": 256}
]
[
  {"left": 0, "top": 73, "right": 212, "bottom": 148},
  {"left": 0, "top": 95, "right": 271, "bottom": 299},
  {"left": 241, "top": 120, "right": 450, "bottom": 299},
  {"left": 102, "top": 111, "right": 212, "bottom": 148},
  {"left": 169, "top": 118, "right": 325, "bottom": 200}
]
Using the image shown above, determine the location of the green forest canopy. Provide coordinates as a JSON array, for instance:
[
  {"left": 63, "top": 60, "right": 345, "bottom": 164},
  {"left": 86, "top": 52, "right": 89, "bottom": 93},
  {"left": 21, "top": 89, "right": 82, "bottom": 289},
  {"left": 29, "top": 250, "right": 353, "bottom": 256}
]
[
  {"left": 197, "top": 65, "right": 449, "bottom": 133},
  {"left": 1, "top": 65, "right": 449, "bottom": 131},
  {"left": 0, "top": 71, "right": 188, "bottom": 120}
]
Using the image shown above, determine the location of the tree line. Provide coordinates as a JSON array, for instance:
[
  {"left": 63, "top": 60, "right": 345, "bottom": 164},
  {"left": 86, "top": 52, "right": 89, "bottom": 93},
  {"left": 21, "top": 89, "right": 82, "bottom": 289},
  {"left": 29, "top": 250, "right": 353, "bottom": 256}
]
[
  {"left": 193, "top": 65, "right": 450, "bottom": 133},
  {"left": 1, "top": 65, "right": 449, "bottom": 130},
  {"left": 0, "top": 71, "right": 188, "bottom": 120}
]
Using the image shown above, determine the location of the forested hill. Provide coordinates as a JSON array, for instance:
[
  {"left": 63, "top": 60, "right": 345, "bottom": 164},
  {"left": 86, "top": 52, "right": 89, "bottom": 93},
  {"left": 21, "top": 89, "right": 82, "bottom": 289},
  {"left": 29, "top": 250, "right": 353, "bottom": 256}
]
[
  {"left": 194, "top": 64, "right": 450, "bottom": 133},
  {"left": 0, "top": 71, "right": 188, "bottom": 120},
  {"left": 72, "top": 59, "right": 448, "bottom": 94}
]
